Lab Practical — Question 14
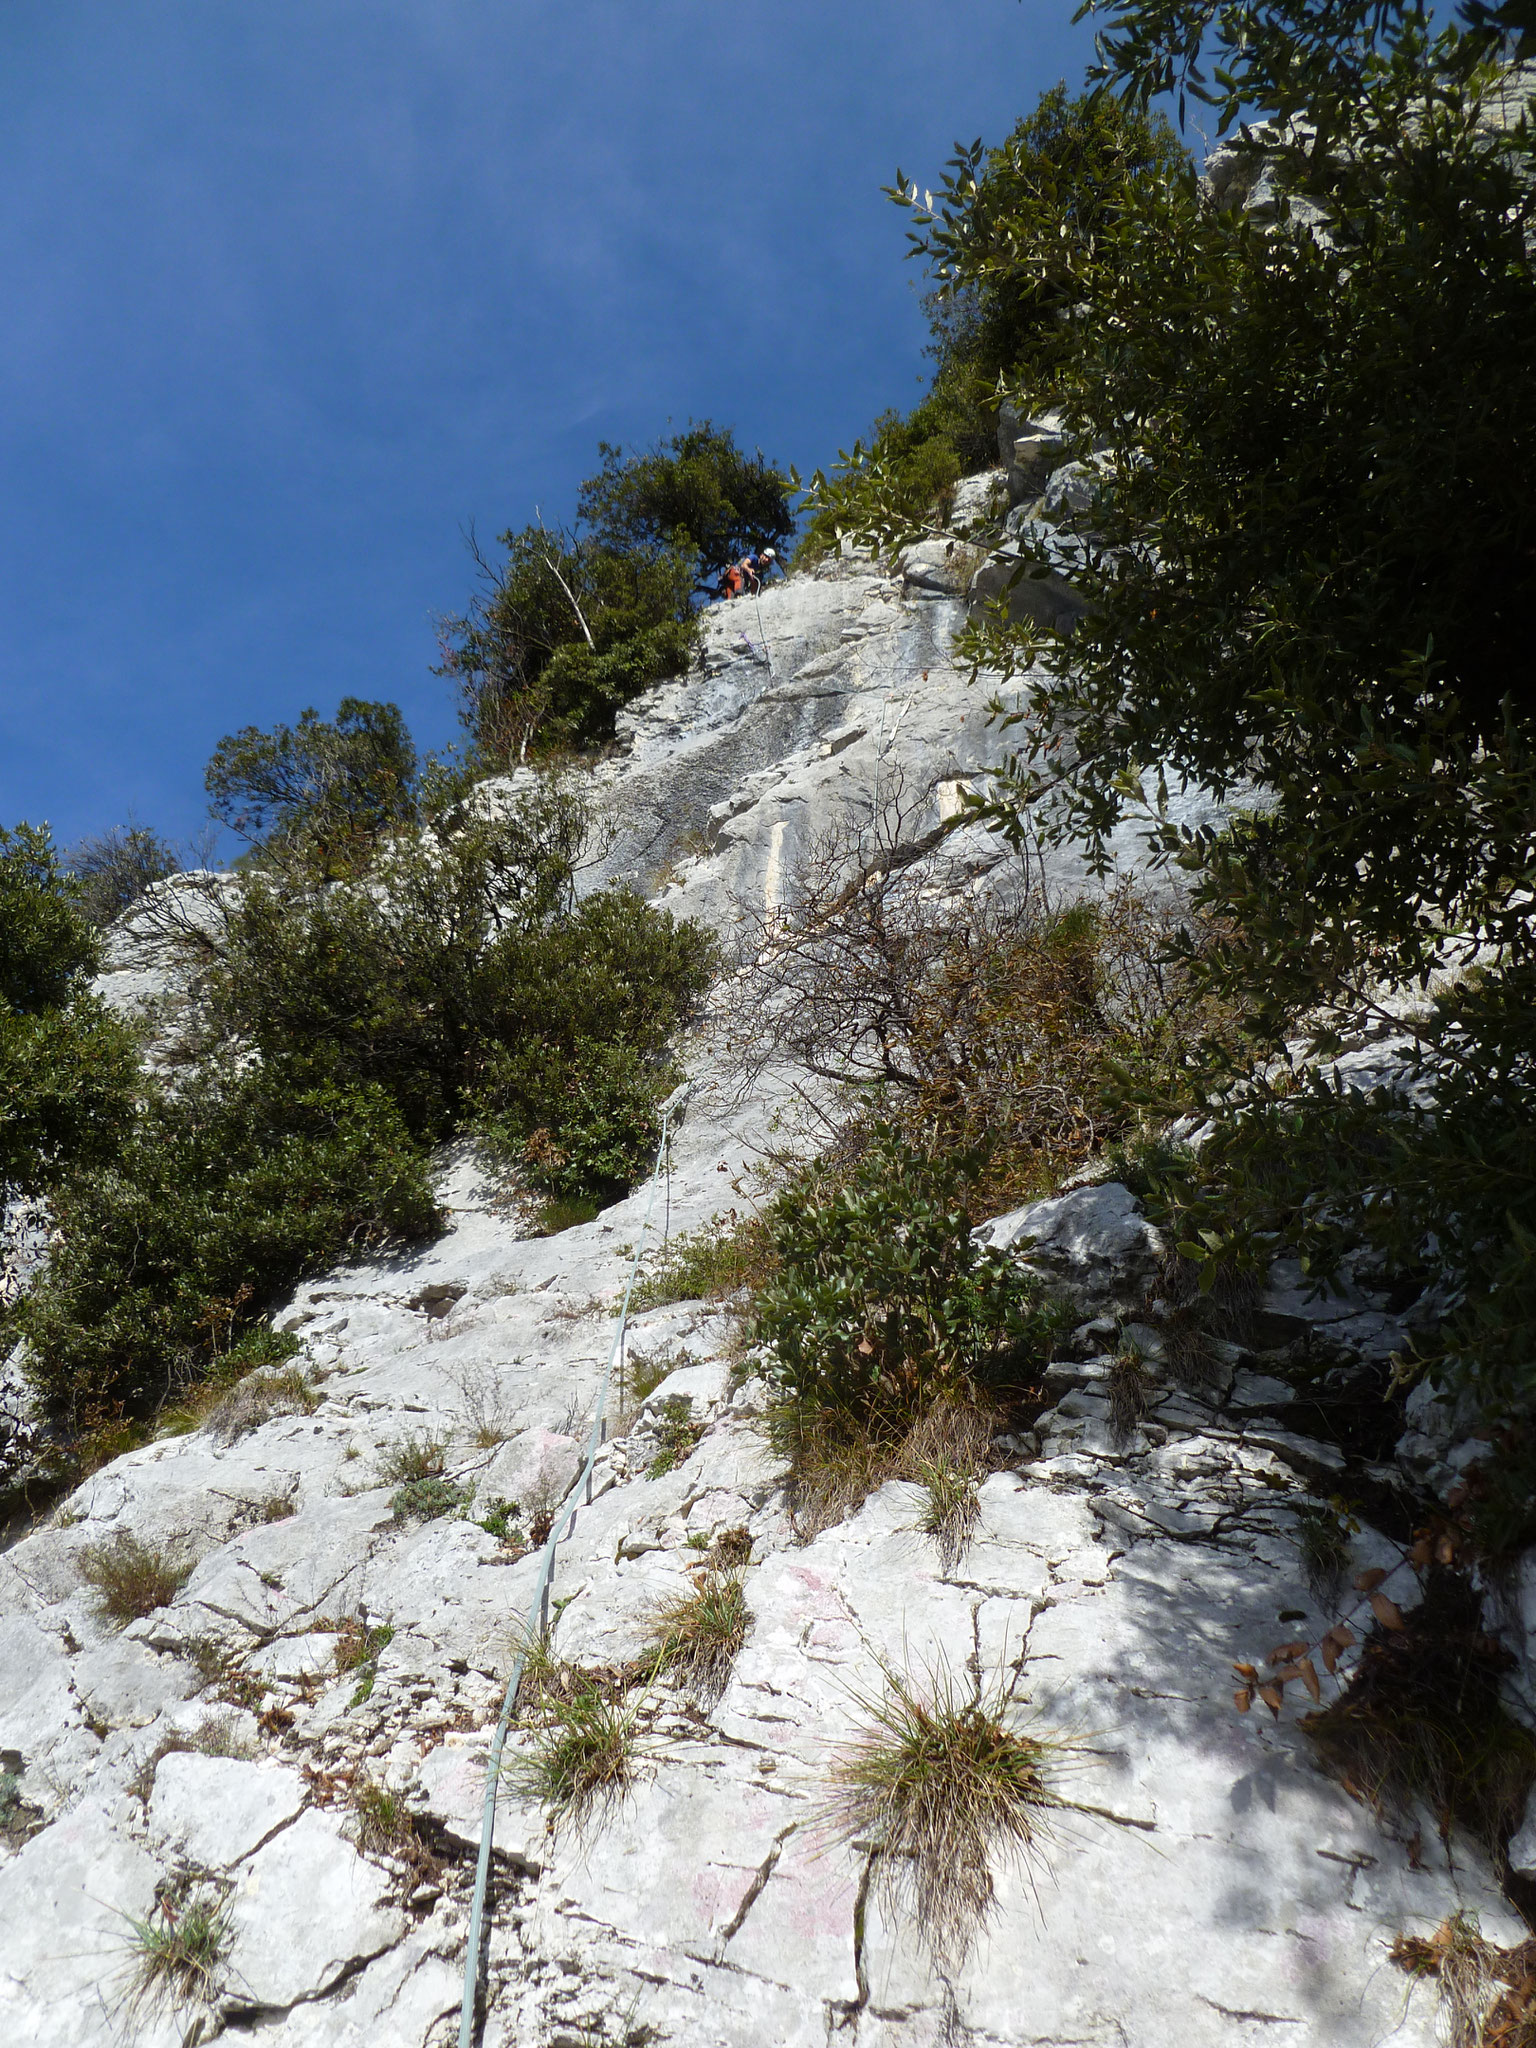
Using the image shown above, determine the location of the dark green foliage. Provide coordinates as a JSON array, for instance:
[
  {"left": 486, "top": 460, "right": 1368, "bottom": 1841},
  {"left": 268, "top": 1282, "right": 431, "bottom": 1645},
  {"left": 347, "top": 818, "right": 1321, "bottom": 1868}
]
[
  {"left": 577, "top": 421, "right": 795, "bottom": 580},
  {"left": 213, "top": 790, "right": 713, "bottom": 1196},
  {"left": 441, "top": 423, "right": 792, "bottom": 761},
  {"left": 67, "top": 823, "right": 181, "bottom": 928},
  {"left": 471, "top": 888, "right": 717, "bottom": 1198},
  {"left": 441, "top": 519, "right": 699, "bottom": 762},
  {"left": 820, "top": 17, "right": 1536, "bottom": 1535},
  {"left": 0, "top": 823, "right": 100, "bottom": 1014},
  {"left": 755, "top": 1130, "right": 1064, "bottom": 1425},
  {"left": 0, "top": 825, "right": 138, "bottom": 1206},
  {"left": 799, "top": 89, "right": 1183, "bottom": 560},
  {"left": 16, "top": 1064, "right": 439, "bottom": 1426},
  {"left": 205, "top": 697, "right": 418, "bottom": 864}
]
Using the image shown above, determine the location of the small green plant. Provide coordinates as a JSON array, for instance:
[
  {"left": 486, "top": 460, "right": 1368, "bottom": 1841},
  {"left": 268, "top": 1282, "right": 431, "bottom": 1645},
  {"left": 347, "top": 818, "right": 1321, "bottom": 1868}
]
[
  {"left": 391, "top": 1475, "right": 469, "bottom": 1524},
  {"left": 913, "top": 1458, "right": 981, "bottom": 1571},
  {"left": 478, "top": 1496, "right": 527, "bottom": 1550},
  {"left": 121, "top": 1881, "right": 232, "bottom": 2021},
  {"left": 533, "top": 1193, "right": 601, "bottom": 1235},
  {"left": 79, "top": 1532, "right": 189, "bottom": 1626},
  {"left": 504, "top": 1642, "right": 643, "bottom": 1826},
  {"left": 632, "top": 1214, "right": 773, "bottom": 1310},
  {"left": 0, "top": 1769, "right": 39, "bottom": 1847},
  {"left": 335, "top": 1617, "right": 395, "bottom": 1705},
  {"left": 378, "top": 1431, "right": 447, "bottom": 1485},
  {"left": 824, "top": 1657, "right": 1065, "bottom": 1967},
  {"left": 646, "top": 1395, "right": 705, "bottom": 1477},
  {"left": 643, "top": 1569, "right": 749, "bottom": 1702}
]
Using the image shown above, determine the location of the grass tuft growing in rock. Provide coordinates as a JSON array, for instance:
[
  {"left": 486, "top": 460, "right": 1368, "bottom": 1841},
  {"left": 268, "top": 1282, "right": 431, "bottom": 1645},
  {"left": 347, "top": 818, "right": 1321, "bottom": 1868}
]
[
  {"left": 912, "top": 1456, "right": 982, "bottom": 1572},
  {"left": 79, "top": 1531, "right": 190, "bottom": 1625},
  {"left": 643, "top": 1569, "right": 749, "bottom": 1703},
  {"left": 391, "top": 1475, "right": 469, "bottom": 1524},
  {"left": 823, "top": 1657, "right": 1064, "bottom": 1967},
  {"left": 631, "top": 1214, "right": 774, "bottom": 1310},
  {"left": 505, "top": 1647, "right": 643, "bottom": 1828},
  {"left": 201, "top": 1365, "right": 319, "bottom": 1442},
  {"left": 121, "top": 1881, "right": 231, "bottom": 2022}
]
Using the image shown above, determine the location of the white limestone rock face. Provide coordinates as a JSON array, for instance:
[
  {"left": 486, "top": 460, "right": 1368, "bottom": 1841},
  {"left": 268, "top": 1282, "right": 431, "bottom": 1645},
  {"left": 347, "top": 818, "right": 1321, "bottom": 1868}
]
[
  {"left": 224, "top": 1810, "right": 406, "bottom": 2012},
  {"left": 0, "top": 551, "right": 1527, "bottom": 2047}
]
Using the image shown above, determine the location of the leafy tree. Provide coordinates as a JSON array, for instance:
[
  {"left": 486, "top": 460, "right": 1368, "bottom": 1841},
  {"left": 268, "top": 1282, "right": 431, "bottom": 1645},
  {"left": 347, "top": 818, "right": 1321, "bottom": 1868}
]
[
  {"left": 577, "top": 422, "right": 795, "bottom": 581},
  {"left": 832, "top": 6, "right": 1536, "bottom": 1538},
  {"left": 798, "top": 89, "right": 1184, "bottom": 560},
  {"left": 205, "top": 697, "right": 418, "bottom": 866},
  {"left": 0, "top": 825, "right": 137, "bottom": 1207},
  {"left": 440, "top": 423, "right": 794, "bottom": 762}
]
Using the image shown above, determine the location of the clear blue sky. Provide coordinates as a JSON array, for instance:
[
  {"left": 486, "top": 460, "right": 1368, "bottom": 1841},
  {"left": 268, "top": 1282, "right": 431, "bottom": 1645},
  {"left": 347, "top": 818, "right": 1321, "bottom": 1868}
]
[{"left": 0, "top": 1, "right": 1098, "bottom": 854}]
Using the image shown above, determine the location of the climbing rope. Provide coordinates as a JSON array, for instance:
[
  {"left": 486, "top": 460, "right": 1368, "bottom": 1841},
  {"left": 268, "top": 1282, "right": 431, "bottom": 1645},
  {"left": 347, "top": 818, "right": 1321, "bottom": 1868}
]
[{"left": 456, "top": 1082, "right": 690, "bottom": 2048}]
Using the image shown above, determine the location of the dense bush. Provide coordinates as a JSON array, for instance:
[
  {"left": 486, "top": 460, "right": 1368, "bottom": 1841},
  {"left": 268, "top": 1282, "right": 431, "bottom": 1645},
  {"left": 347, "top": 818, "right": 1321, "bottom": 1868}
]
[
  {"left": 211, "top": 790, "right": 715, "bottom": 1195},
  {"left": 0, "top": 825, "right": 138, "bottom": 1209},
  {"left": 755, "top": 1130, "right": 1063, "bottom": 1425},
  {"left": 15, "top": 1063, "right": 439, "bottom": 1427},
  {"left": 577, "top": 422, "right": 795, "bottom": 581}
]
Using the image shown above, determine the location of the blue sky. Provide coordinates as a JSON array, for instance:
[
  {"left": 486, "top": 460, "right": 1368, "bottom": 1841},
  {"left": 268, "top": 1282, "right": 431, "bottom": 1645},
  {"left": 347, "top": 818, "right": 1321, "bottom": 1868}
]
[{"left": 0, "top": 1, "right": 1099, "bottom": 854}]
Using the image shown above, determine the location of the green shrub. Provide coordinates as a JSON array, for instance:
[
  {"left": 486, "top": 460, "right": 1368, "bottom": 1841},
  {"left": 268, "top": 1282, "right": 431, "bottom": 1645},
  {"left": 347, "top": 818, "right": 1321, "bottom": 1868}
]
[
  {"left": 0, "top": 824, "right": 138, "bottom": 1210},
  {"left": 755, "top": 1129, "right": 1063, "bottom": 1426},
  {"left": 16, "top": 1065, "right": 439, "bottom": 1427},
  {"left": 391, "top": 1475, "right": 469, "bottom": 1524}
]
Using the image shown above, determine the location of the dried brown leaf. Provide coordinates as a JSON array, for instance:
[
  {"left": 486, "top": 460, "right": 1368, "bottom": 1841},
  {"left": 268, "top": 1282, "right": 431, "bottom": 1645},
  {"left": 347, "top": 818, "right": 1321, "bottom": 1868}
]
[
  {"left": 1234, "top": 1687, "right": 1253, "bottom": 1713},
  {"left": 1268, "top": 1640, "right": 1309, "bottom": 1664},
  {"left": 1354, "top": 1567, "right": 1388, "bottom": 1592},
  {"left": 1257, "top": 1681, "right": 1284, "bottom": 1717},
  {"left": 1369, "top": 1592, "right": 1405, "bottom": 1631},
  {"left": 1298, "top": 1657, "right": 1321, "bottom": 1702}
]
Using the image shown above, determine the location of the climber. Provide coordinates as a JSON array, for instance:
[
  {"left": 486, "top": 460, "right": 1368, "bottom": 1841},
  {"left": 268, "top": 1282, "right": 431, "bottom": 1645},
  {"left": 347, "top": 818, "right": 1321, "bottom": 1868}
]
[
  {"left": 716, "top": 560, "right": 744, "bottom": 602},
  {"left": 757, "top": 546, "right": 779, "bottom": 585}
]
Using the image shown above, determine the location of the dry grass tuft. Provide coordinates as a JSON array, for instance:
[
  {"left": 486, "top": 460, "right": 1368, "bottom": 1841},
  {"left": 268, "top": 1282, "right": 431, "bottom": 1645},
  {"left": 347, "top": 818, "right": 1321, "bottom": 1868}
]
[
  {"left": 201, "top": 1366, "right": 319, "bottom": 1442},
  {"left": 823, "top": 1657, "right": 1064, "bottom": 1967},
  {"left": 1388, "top": 1913, "right": 1536, "bottom": 2048},
  {"left": 644, "top": 1569, "right": 750, "bottom": 1702},
  {"left": 79, "top": 1531, "right": 190, "bottom": 1625},
  {"left": 777, "top": 1393, "right": 998, "bottom": 1544},
  {"left": 349, "top": 1775, "right": 442, "bottom": 1882},
  {"left": 1107, "top": 1350, "right": 1155, "bottom": 1444}
]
